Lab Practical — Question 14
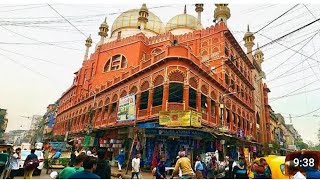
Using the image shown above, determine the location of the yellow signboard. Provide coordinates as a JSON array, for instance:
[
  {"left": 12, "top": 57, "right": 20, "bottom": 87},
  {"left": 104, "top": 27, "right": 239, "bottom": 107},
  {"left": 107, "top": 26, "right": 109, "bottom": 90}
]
[{"left": 159, "top": 110, "right": 202, "bottom": 127}]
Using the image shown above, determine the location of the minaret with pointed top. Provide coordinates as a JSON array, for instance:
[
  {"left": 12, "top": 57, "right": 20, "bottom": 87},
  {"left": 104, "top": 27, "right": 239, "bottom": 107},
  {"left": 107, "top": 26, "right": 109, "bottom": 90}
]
[
  {"left": 243, "top": 25, "right": 255, "bottom": 62},
  {"left": 254, "top": 43, "right": 264, "bottom": 67},
  {"left": 195, "top": 4, "right": 204, "bottom": 30},
  {"left": 138, "top": 3, "right": 149, "bottom": 30},
  {"left": 98, "top": 17, "right": 109, "bottom": 44},
  {"left": 214, "top": 4, "right": 231, "bottom": 24},
  {"left": 84, "top": 35, "right": 92, "bottom": 61}
]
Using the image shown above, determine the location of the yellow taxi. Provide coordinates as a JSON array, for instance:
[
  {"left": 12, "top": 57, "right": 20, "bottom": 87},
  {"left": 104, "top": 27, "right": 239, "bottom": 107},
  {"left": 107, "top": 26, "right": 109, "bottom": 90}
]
[{"left": 248, "top": 155, "right": 289, "bottom": 179}]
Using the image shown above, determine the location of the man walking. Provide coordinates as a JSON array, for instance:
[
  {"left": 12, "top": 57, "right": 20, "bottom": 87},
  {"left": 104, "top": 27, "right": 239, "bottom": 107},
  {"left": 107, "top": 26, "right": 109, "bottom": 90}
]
[
  {"left": 170, "top": 151, "right": 195, "bottom": 179},
  {"left": 9, "top": 148, "right": 21, "bottom": 179},
  {"left": 69, "top": 156, "right": 100, "bottom": 179},
  {"left": 58, "top": 154, "right": 85, "bottom": 179},
  {"left": 116, "top": 150, "right": 125, "bottom": 172},
  {"left": 24, "top": 149, "right": 39, "bottom": 179},
  {"left": 94, "top": 150, "right": 111, "bottom": 179},
  {"left": 131, "top": 153, "right": 141, "bottom": 179}
]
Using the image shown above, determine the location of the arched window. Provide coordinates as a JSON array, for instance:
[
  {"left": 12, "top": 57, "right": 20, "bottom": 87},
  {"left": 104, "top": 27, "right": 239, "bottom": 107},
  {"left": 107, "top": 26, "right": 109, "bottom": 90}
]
[
  {"left": 169, "top": 83, "right": 183, "bottom": 103},
  {"left": 104, "top": 54, "right": 128, "bottom": 72},
  {"left": 153, "top": 76, "right": 164, "bottom": 107},
  {"left": 140, "top": 81, "right": 149, "bottom": 110},
  {"left": 189, "top": 88, "right": 197, "bottom": 108}
]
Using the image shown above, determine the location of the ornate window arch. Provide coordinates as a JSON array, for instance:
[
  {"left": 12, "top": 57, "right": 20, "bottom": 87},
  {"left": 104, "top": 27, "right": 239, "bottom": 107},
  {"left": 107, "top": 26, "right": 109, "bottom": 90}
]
[{"left": 104, "top": 54, "right": 128, "bottom": 72}]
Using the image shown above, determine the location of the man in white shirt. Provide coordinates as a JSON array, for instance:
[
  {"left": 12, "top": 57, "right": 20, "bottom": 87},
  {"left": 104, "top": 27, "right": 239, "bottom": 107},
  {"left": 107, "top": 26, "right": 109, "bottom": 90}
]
[
  {"left": 9, "top": 148, "right": 21, "bottom": 179},
  {"left": 131, "top": 153, "right": 141, "bottom": 179}
]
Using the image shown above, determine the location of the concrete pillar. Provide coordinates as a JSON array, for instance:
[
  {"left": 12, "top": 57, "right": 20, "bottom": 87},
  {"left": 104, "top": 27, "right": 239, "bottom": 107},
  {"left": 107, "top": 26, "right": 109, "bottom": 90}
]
[
  {"left": 162, "top": 83, "right": 169, "bottom": 110},
  {"left": 147, "top": 88, "right": 154, "bottom": 115},
  {"left": 183, "top": 84, "right": 189, "bottom": 110}
]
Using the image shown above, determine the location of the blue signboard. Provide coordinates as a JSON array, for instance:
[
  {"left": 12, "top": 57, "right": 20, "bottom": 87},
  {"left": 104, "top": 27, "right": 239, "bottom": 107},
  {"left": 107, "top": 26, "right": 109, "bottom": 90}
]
[
  {"left": 49, "top": 142, "right": 67, "bottom": 151},
  {"left": 145, "top": 128, "right": 211, "bottom": 138}
]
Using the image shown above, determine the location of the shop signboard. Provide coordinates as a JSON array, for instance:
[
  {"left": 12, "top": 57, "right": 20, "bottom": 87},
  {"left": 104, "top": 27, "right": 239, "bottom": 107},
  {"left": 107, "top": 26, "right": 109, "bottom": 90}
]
[
  {"left": 117, "top": 94, "right": 136, "bottom": 122},
  {"left": 145, "top": 128, "right": 211, "bottom": 138},
  {"left": 159, "top": 110, "right": 201, "bottom": 127},
  {"left": 49, "top": 142, "right": 67, "bottom": 151}
]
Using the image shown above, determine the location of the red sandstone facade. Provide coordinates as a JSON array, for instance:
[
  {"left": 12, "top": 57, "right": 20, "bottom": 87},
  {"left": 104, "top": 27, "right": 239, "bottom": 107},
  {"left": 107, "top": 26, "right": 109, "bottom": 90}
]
[{"left": 53, "top": 22, "right": 264, "bottom": 142}]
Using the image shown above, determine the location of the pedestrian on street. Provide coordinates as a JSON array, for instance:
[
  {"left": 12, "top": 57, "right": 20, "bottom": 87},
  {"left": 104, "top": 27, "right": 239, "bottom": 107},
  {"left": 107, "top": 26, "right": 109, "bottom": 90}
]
[
  {"left": 131, "top": 153, "right": 141, "bottom": 179},
  {"left": 1, "top": 148, "right": 12, "bottom": 179},
  {"left": 70, "top": 150, "right": 77, "bottom": 167},
  {"left": 232, "top": 158, "right": 248, "bottom": 179},
  {"left": 116, "top": 149, "right": 125, "bottom": 172},
  {"left": 194, "top": 155, "right": 204, "bottom": 179},
  {"left": 69, "top": 156, "right": 101, "bottom": 179},
  {"left": 155, "top": 155, "right": 166, "bottom": 179},
  {"left": 94, "top": 150, "right": 111, "bottom": 179},
  {"left": 170, "top": 151, "right": 195, "bottom": 179},
  {"left": 23, "top": 149, "right": 39, "bottom": 179},
  {"left": 206, "top": 154, "right": 217, "bottom": 179},
  {"left": 58, "top": 154, "right": 86, "bottom": 179},
  {"left": 8, "top": 148, "right": 21, "bottom": 179}
]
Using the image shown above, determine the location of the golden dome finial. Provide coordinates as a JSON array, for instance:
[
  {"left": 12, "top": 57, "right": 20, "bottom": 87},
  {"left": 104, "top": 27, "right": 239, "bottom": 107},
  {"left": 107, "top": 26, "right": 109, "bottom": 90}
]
[
  {"left": 99, "top": 17, "right": 109, "bottom": 38},
  {"left": 184, "top": 5, "right": 187, "bottom": 14},
  {"left": 85, "top": 34, "right": 92, "bottom": 48},
  {"left": 138, "top": 3, "right": 149, "bottom": 24},
  {"left": 247, "top": 24, "right": 250, "bottom": 32},
  {"left": 214, "top": 4, "right": 231, "bottom": 24}
]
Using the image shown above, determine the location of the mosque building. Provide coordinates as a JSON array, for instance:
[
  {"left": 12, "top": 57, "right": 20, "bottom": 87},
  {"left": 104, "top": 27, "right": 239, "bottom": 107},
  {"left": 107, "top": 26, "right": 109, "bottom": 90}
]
[{"left": 53, "top": 4, "right": 270, "bottom": 164}]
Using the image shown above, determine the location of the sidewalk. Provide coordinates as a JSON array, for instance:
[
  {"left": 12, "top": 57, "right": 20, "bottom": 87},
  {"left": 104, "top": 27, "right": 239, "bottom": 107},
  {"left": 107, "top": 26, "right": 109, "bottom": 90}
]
[{"left": 111, "top": 166, "right": 154, "bottom": 179}]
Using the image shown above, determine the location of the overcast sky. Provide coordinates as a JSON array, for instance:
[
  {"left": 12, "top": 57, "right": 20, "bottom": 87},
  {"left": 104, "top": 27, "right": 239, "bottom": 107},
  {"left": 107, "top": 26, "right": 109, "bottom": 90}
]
[{"left": 0, "top": 2, "right": 319, "bottom": 144}]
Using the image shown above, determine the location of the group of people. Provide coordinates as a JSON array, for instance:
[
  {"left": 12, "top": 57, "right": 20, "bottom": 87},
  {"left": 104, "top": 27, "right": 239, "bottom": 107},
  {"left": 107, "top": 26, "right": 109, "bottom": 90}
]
[
  {"left": 58, "top": 148, "right": 111, "bottom": 179},
  {"left": 151, "top": 151, "right": 273, "bottom": 179},
  {"left": 1, "top": 147, "right": 41, "bottom": 179}
]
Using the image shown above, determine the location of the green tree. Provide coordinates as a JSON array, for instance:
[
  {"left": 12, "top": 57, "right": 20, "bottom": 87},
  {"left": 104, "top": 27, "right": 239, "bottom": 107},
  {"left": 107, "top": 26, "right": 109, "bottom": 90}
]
[{"left": 295, "top": 140, "right": 308, "bottom": 150}]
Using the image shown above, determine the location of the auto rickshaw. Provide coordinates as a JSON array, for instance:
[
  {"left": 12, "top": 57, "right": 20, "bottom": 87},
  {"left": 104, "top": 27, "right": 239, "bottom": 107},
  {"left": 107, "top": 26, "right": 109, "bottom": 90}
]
[{"left": 248, "top": 155, "right": 289, "bottom": 179}]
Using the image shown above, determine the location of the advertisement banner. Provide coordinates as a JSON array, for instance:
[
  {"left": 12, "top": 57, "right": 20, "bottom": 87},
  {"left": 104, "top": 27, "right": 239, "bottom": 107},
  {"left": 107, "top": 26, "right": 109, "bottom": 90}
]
[
  {"left": 117, "top": 94, "right": 136, "bottom": 122},
  {"left": 159, "top": 110, "right": 202, "bottom": 127},
  {"left": 191, "top": 111, "right": 202, "bottom": 127}
]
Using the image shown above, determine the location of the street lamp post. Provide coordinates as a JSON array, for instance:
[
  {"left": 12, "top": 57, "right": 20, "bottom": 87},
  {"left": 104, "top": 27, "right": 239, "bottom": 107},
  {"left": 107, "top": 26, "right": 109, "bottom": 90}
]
[
  {"left": 81, "top": 88, "right": 97, "bottom": 134},
  {"left": 219, "top": 90, "right": 242, "bottom": 159}
]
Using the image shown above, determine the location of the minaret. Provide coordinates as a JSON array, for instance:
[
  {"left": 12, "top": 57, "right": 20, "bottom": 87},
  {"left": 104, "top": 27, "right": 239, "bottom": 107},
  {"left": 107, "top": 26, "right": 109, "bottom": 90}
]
[
  {"left": 214, "top": 4, "right": 231, "bottom": 24},
  {"left": 98, "top": 17, "right": 109, "bottom": 44},
  {"left": 84, "top": 35, "right": 92, "bottom": 61},
  {"left": 195, "top": 4, "right": 204, "bottom": 30},
  {"left": 243, "top": 25, "right": 255, "bottom": 62},
  {"left": 138, "top": 3, "right": 149, "bottom": 30},
  {"left": 254, "top": 43, "right": 264, "bottom": 67}
]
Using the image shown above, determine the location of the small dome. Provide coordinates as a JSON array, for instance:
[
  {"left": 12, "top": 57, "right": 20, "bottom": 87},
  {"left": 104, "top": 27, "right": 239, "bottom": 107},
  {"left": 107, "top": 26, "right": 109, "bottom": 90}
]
[
  {"left": 166, "top": 14, "right": 199, "bottom": 32},
  {"left": 243, "top": 25, "right": 255, "bottom": 41},
  {"left": 111, "top": 9, "right": 165, "bottom": 36},
  {"left": 255, "top": 44, "right": 263, "bottom": 56}
]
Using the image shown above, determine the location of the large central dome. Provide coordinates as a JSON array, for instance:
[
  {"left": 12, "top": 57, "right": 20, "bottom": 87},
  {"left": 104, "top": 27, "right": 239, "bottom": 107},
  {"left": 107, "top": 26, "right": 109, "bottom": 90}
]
[
  {"left": 111, "top": 9, "right": 165, "bottom": 36},
  {"left": 166, "top": 13, "right": 199, "bottom": 32}
]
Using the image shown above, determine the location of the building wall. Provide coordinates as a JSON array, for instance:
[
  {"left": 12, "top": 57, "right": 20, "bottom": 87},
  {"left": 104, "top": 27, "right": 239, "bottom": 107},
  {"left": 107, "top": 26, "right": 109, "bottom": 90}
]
[{"left": 54, "top": 23, "right": 265, "bottom": 143}]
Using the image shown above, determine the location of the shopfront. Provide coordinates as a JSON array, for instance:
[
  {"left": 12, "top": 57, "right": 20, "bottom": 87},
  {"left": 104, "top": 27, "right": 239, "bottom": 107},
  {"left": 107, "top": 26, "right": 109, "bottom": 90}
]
[{"left": 144, "top": 128, "right": 217, "bottom": 168}]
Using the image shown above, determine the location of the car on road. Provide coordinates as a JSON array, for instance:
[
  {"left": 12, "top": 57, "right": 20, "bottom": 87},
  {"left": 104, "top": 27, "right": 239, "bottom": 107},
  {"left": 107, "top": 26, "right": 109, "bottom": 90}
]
[{"left": 18, "top": 150, "right": 44, "bottom": 176}]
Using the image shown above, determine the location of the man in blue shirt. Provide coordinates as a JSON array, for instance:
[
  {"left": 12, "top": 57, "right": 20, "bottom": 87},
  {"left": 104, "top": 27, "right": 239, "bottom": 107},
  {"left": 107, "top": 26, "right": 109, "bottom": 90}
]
[{"left": 69, "top": 156, "right": 100, "bottom": 179}]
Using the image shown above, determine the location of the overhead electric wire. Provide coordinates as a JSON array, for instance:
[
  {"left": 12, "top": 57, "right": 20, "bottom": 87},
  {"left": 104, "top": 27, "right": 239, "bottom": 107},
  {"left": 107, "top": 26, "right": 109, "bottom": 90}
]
[
  {"left": 259, "top": 31, "right": 320, "bottom": 62},
  {"left": 0, "top": 25, "right": 82, "bottom": 51},
  {"left": 47, "top": 4, "right": 87, "bottom": 38},
  {"left": 270, "top": 79, "right": 319, "bottom": 102},
  {"left": 239, "top": 4, "right": 299, "bottom": 43},
  {"left": 269, "top": 73, "right": 318, "bottom": 88},
  {"left": 0, "top": 47, "right": 62, "bottom": 66},
  {"left": 0, "top": 52, "right": 49, "bottom": 79},
  {"left": 268, "top": 46, "right": 320, "bottom": 83},
  {"left": 0, "top": 4, "right": 47, "bottom": 13},
  {"left": 266, "top": 30, "right": 319, "bottom": 75},
  {"left": 270, "top": 86, "right": 320, "bottom": 100},
  {"left": 289, "top": 106, "right": 320, "bottom": 118}
]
